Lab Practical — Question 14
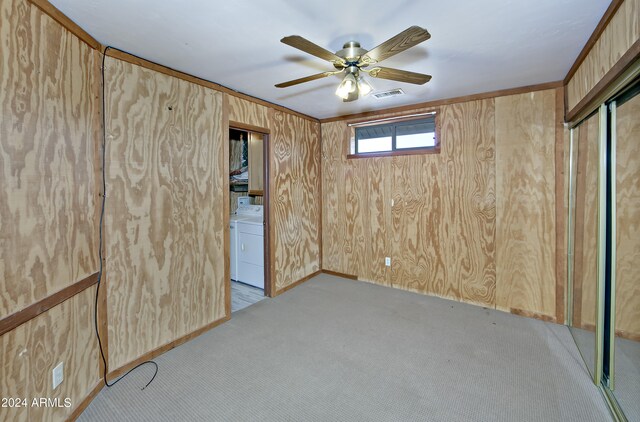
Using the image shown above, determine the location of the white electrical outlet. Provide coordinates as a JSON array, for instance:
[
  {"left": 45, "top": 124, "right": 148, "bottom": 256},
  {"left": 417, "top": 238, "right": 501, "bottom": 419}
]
[
  {"left": 52, "top": 362, "right": 64, "bottom": 390},
  {"left": 385, "top": 257, "right": 391, "bottom": 267}
]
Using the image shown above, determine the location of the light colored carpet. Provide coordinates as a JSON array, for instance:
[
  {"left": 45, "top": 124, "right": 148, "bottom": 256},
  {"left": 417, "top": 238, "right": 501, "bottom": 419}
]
[
  {"left": 570, "top": 322, "right": 640, "bottom": 420},
  {"left": 569, "top": 326, "right": 596, "bottom": 378},
  {"left": 231, "top": 280, "right": 265, "bottom": 312},
  {"left": 79, "top": 274, "right": 611, "bottom": 421},
  {"left": 614, "top": 336, "right": 640, "bottom": 421}
]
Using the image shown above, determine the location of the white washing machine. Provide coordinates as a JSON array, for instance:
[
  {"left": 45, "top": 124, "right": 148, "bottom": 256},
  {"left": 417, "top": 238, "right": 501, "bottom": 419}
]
[{"left": 230, "top": 204, "right": 264, "bottom": 289}]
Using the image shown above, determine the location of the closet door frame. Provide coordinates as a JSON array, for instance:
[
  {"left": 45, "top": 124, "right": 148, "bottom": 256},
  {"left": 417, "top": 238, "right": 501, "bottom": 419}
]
[{"left": 567, "top": 105, "right": 607, "bottom": 385}]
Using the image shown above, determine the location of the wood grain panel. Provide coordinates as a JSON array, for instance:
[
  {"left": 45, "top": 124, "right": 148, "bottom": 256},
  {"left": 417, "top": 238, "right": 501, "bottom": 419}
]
[
  {"left": 567, "top": 0, "right": 640, "bottom": 111},
  {"left": 228, "top": 95, "right": 268, "bottom": 129},
  {"left": 321, "top": 121, "right": 392, "bottom": 285},
  {"left": 0, "top": 287, "right": 100, "bottom": 422},
  {"left": 495, "top": 90, "right": 557, "bottom": 319},
  {"left": 26, "top": 0, "right": 103, "bottom": 51},
  {"left": 320, "top": 121, "right": 349, "bottom": 275},
  {"left": 440, "top": 100, "right": 496, "bottom": 307},
  {"left": 615, "top": 93, "right": 640, "bottom": 339},
  {"left": 322, "top": 99, "right": 496, "bottom": 308},
  {"left": 390, "top": 154, "right": 447, "bottom": 297},
  {"left": 270, "top": 111, "right": 321, "bottom": 292},
  {"left": 104, "top": 57, "right": 226, "bottom": 370},
  {"left": 359, "top": 157, "right": 392, "bottom": 285},
  {"left": 572, "top": 114, "right": 600, "bottom": 329},
  {"left": 0, "top": 0, "right": 99, "bottom": 317}
]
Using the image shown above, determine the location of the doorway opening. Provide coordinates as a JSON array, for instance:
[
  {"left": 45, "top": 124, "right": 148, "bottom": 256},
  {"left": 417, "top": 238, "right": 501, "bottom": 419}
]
[{"left": 228, "top": 125, "right": 271, "bottom": 313}]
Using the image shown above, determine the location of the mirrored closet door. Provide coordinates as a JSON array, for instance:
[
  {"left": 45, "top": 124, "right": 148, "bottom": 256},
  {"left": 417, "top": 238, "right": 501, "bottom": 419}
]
[
  {"left": 568, "top": 108, "right": 603, "bottom": 380},
  {"left": 567, "top": 78, "right": 640, "bottom": 422},
  {"left": 608, "top": 84, "right": 640, "bottom": 421}
]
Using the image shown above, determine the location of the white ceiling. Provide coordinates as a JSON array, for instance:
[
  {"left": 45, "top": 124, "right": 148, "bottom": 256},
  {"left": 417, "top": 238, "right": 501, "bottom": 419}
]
[{"left": 50, "top": 0, "right": 609, "bottom": 119}]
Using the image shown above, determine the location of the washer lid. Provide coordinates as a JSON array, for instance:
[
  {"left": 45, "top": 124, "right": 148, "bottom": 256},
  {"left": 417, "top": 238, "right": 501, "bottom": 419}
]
[{"left": 236, "top": 204, "right": 263, "bottom": 217}]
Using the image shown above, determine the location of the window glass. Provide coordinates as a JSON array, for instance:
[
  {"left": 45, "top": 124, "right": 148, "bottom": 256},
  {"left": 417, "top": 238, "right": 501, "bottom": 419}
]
[
  {"left": 396, "top": 121, "right": 436, "bottom": 149},
  {"left": 356, "top": 125, "right": 393, "bottom": 153},
  {"left": 354, "top": 115, "right": 437, "bottom": 156}
]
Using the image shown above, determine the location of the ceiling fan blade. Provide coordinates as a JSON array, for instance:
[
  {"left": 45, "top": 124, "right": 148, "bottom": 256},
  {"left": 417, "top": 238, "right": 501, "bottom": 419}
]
[
  {"left": 360, "top": 26, "right": 430, "bottom": 65},
  {"left": 368, "top": 67, "right": 432, "bottom": 85},
  {"left": 281, "top": 36, "right": 346, "bottom": 65},
  {"left": 275, "top": 71, "right": 338, "bottom": 88}
]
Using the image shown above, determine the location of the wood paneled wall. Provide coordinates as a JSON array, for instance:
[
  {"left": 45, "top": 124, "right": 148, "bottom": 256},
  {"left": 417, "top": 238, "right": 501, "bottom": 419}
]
[
  {"left": 103, "top": 57, "right": 226, "bottom": 370},
  {"left": 270, "top": 110, "right": 321, "bottom": 291},
  {"left": 0, "top": 288, "right": 100, "bottom": 422},
  {"left": 566, "top": 0, "right": 640, "bottom": 112},
  {"left": 0, "top": 0, "right": 100, "bottom": 319},
  {"left": 495, "top": 90, "right": 557, "bottom": 318},
  {"left": 322, "top": 88, "right": 562, "bottom": 320},
  {"left": 228, "top": 95, "right": 269, "bottom": 129},
  {"left": 227, "top": 96, "right": 322, "bottom": 293},
  {"left": 0, "top": 0, "right": 101, "bottom": 419}
]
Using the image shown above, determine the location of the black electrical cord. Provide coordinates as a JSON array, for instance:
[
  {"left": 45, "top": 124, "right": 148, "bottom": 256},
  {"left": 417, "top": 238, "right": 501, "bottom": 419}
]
[{"left": 94, "top": 46, "right": 158, "bottom": 390}]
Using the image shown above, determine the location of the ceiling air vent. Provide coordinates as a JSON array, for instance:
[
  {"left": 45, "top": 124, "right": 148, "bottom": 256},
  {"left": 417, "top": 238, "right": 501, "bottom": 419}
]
[{"left": 372, "top": 88, "right": 405, "bottom": 99}]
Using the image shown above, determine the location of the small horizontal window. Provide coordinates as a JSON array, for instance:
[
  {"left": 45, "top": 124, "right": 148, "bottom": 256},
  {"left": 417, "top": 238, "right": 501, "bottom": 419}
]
[{"left": 350, "top": 114, "right": 439, "bottom": 158}]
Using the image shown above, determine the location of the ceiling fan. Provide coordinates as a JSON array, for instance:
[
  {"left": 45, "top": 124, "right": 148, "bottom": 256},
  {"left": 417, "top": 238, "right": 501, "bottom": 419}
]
[{"left": 275, "top": 26, "right": 432, "bottom": 102}]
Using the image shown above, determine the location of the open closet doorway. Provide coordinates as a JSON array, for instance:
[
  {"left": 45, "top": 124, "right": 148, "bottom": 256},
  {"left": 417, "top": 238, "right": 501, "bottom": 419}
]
[{"left": 228, "top": 124, "right": 271, "bottom": 313}]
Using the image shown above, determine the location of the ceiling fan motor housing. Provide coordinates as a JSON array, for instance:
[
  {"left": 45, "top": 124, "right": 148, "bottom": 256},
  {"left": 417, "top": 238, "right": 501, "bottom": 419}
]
[{"left": 335, "top": 41, "right": 368, "bottom": 69}]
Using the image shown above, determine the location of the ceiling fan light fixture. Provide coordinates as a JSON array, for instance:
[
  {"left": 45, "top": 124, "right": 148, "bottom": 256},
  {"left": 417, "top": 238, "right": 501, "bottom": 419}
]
[
  {"left": 276, "top": 27, "right": 432, "bottom": 103},
  {"left": 335, "top": 72, "right": 357, "bottom": 99},
  {"left": 357, "top": 77, "right": 373, "bottom": 96}
]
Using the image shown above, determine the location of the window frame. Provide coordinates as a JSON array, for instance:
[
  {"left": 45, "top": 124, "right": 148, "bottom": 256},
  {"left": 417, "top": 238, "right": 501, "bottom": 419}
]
[{"left": 347, "top": 112, "right": 440, "bottom": 159}]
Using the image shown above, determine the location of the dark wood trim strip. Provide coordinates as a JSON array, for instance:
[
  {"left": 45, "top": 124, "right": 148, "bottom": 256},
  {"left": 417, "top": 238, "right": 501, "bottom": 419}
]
[
  {"left": 616, "top": 329, "right": 640, "bottom": 342},
  {"left": 555, "top": 86, "right": 567, "bottom": 324},
  {"left": 0, "top": 272, "right": 99, "bottom": 336},
  {"left": 566, "top": 38, "right": 640, "bottom": 122},
  {"left": 273, "top": 270, "right": 322, "bottom": 297},
  {"left": 563, "top": 0, "right": 625, "bottom": 84},
  {"left": 322, "top": 269, "right": 358, "bottom": 280},
  {"left": 105, "top": 49, "right": 318, "bottom": 123},
  {"left": 107, "top": 315, "right": 230, "bottom": 381},
  {"left": 317, "top": 122, "right": 323, "bottom": 272},
  {"left": 320, "top": 80, "right": 563, "bottom": 123},
  {"left": 67, "top": 380, "right": 103, "bottom": 422},
  {"left": 223, "top": 94, "right": 232, "bottom": 317},
  {"left": 229, "top": 120, "right": 271, "bottom": 134},
  {"left": 263, "top": 131, "right": 273, "bottom": 298},
  {"left": 27, "top": 0, "right": 104, "bottom": 51},
  {"left": 509, "top": 308, "right": 557, "bottom": 323}
]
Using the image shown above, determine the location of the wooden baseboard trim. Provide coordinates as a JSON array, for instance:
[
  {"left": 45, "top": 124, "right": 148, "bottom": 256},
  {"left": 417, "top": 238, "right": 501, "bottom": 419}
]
[
  {"left": 509, "top": 308, "right": 557, "bottom": 323},
  {"left": 107, "top": 315, "right": 230, "bottom": 381},
  {"left": 615, "top": 329, "right": 640, "bottom": 342},
  {"left": 321, "top": 269, "right": 358, "bottom": 280},
  {"left": 0, "top": 272, "right": 99, "bottom": 336},
  {"left": 273, "top": 270, "right": 322, "bottom": 297},
  {"left": 67, "top": 379, "right": 103, "bottom": 421}
]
